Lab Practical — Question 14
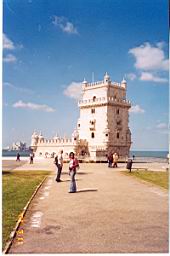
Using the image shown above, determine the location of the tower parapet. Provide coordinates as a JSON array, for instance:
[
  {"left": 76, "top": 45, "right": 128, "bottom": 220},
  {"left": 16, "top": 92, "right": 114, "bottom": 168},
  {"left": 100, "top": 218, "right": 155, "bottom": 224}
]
[
  {"left": 81, "top": 73, "right": 127, "bottom": 90},
  {"left": 78, "top": 96, "right": 131, "bottom": 108}
]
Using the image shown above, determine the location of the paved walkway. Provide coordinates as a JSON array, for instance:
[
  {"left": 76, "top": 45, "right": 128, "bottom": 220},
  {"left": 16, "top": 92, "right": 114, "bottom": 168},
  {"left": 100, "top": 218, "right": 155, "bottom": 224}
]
[
  {"left": 2, "top": 157, "right": 169, "bottom": 172},
  {"left": 9, "top": 163, "right": 168, "bottom": 253}
]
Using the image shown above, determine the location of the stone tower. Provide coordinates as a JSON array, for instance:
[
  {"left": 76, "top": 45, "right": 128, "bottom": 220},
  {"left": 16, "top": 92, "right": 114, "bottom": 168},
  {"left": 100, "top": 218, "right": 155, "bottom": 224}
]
[{"left": 77, "top": 73, "right": 131, "bottom": 160}]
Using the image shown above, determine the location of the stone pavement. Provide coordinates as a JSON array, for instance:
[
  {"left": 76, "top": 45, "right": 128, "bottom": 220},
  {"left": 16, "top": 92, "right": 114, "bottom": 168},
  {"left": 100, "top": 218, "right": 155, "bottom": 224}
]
[
  {"left": 2, "top": 157, "right": 169, "bottom": 172},
  {"left": 9, "top": 163, "right": 168, "bottom": 253}
]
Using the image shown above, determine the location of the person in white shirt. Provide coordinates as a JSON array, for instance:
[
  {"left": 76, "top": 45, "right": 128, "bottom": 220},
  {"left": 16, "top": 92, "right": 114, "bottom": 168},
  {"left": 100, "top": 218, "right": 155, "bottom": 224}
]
[{"left": 55, "top": 150, "right": 63, "bottom": 182}]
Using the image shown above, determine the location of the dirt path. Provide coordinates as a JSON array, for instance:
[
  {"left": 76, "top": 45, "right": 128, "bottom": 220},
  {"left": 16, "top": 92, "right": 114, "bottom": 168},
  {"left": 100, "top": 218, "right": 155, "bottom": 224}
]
[{"left": 9, "top": 163, "right": 168, "bottom": 253}]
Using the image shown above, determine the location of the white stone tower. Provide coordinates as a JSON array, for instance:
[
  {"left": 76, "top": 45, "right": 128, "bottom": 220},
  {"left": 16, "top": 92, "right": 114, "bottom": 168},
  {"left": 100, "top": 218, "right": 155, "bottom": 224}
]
[{"left": 78, "top": 73, "right": 131, "bottom": 160}]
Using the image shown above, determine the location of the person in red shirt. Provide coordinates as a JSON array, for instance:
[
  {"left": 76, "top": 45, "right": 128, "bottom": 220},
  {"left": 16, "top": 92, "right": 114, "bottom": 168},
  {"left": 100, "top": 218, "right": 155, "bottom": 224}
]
[{"left": 68, "top": 152, "right": 79, "bottom": 193}]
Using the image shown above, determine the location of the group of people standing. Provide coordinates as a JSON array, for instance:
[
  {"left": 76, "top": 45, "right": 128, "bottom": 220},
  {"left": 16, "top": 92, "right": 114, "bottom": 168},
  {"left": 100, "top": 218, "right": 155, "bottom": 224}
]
[
  {"left": 16, "top": 152, "right": 34, "bottom": 164},
  {"left": 54, "top": 150, "right": 79, "bottom": 193},
  {"left": 107, "top": 152, "right": 119, "bottom": 168}
]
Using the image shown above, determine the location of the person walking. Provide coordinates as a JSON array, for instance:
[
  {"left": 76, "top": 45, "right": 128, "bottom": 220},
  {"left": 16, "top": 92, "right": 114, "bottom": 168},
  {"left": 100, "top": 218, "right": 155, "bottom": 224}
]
[
  {"left": 68, "top": 152, "right": 79, "bottom": 193},
  {"left": 126, "top": 158, "right": 133, "bottom": 172},
  {"left": 112, "top": 152, "right": 119, "bottom": 168},
  {"left": 55, "top": 150, "right": 63, "bottom": 182},
  {"left": 16, "top": 153, "right": 20, "bottom": 161},
  {"left": 107, "top": 153, "right": 113, "bottom": 168},
  {"left": 29, "top": 152, "right": 34, "bottom": 164}
]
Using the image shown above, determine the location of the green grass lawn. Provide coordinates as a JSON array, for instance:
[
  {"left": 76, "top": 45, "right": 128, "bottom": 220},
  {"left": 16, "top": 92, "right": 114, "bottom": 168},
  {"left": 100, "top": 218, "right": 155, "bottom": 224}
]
[
  {"left": 122, "top": 170, "right": 168, "bottom": 189},
  {"left": 2, "top": 170, "right": 51, "bottom": 250}
]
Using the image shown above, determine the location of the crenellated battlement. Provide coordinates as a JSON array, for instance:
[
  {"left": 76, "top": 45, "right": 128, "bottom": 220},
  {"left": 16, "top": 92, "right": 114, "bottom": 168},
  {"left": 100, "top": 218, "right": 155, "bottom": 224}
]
[
  {"left": 38, "top": 137, "right": 73, "bottom": 145},
  {"left": 78, "top": 96, "right": 131, "bottom": 107},
  {"left": 83, "top": 80, "right": 124, "bottom": 89},
  {"left": 84, "top": 80, "right": 104, "bottom": 87}
]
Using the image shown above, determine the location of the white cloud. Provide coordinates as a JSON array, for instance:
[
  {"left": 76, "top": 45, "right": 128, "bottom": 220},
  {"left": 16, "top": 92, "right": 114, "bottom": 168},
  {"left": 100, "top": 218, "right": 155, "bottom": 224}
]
[
  {"left": 64, "top": 82, "right": 82, "bottom": 99},
  {"left": 129, "top": 42, "right": 169, "bottom": 71},
  {"left": 126, "top": 73, "right": 137, "bottom": 81},
  {"left": 52, "top": 16, "right": 78, "bottom": 34},
  {"left": 3, "top": 82, "right": 34, "bottom": 94},
  {"left": 3, "top": 33, "right": 15, "bottom": 50},
  {"left": 3, "top": 54, "right": 17, "bottom": 63},
  {"left": 140, "top": 72, "right": 168, "bottom": 83},
  {"left": 156, "top": 122, "right": 168, "bottom": 129},
  {"left": 13, "top": 100, "right": 55, "bottom": 112},
  {"left": 129, "top": 105, "right": 145, "bottom": 114},
  {"left": 156, "top": 122, "right": 168, "bottom": 135}
]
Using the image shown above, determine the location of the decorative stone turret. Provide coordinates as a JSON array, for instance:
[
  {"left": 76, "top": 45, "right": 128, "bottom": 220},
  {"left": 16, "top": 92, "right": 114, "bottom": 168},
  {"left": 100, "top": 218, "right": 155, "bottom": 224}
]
[
  {"left": 53, "top": 133, "right": 59, "bottom": 140},
  {"left": 30, "top": 131, "right": 39, "bottom": 152},
  {"left": 82, "top": 78, "right": 88, "bottom": 90},
  {"left": 104, "top": 72, "right": 111, "bottom": 84},
  {"left": 72, "top": 129, "right": 79, "bottom": 143},
  {"left": 121, "top": 77, "right": 127, "bottom": 89},
  {"left": 31, "top": 131, "right": 39, "bottom": 146}
]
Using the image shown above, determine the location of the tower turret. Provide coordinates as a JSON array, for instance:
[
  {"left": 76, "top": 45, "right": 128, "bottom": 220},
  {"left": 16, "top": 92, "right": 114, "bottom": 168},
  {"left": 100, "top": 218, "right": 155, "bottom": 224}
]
[
  {"left": 53, "top": 132, "right": 59, "bottom": 140},
  {"left": 72, "top": 128, "right": 79, "bottom": 142},
  {"left": 121, "top": 77, "right": 127, "bottom": 89},
  {"left": 31, "top": 131, "right": 39, "bottom": 148},
  {"left": 39, "top": 131, "right": 44, "bottom": 142},
  {"left": 82, "top": 78, "right": 88, "bottom": 90},
  {"left": 104, "top": 72, "right": 111, "bottom": 84}
]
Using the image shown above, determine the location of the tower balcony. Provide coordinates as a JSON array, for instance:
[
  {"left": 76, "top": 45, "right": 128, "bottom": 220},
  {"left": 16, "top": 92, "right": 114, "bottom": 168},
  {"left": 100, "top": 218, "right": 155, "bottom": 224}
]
[{"left": 78, "top": 97, "right": 131, "bottom": 108}]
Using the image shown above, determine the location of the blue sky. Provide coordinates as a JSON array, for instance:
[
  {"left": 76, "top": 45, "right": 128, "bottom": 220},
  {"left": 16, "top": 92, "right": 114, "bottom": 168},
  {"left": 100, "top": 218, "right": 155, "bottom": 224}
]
[{"left": 3, "top": 0, "right": 169, "bottom": 150}]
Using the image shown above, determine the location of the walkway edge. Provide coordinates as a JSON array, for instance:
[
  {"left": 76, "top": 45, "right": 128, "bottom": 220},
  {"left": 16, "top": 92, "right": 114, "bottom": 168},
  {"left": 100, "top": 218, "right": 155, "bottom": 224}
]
[{"left": 3, "top": 176, "right": 48, "bottom": 254}]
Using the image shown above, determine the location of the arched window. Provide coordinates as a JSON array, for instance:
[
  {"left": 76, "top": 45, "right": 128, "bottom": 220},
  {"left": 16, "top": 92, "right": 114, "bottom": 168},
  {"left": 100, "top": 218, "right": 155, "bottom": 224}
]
[
  {"left": 117, "top": 109, "right": 119, "bottom": 115},
  {"left": 117, "top": 132, "right": 119, "bottom": 139},
  {"left": 91, "top": 108, "right": 95, "bottom": 114},
  {"left": 91, "top": 132, "right": 95, "bottom": 138}
]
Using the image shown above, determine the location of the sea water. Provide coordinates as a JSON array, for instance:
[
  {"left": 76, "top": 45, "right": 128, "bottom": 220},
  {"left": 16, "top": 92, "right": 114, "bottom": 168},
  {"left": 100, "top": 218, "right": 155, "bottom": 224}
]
[
  {"left": 2, "top": 150, "right": 30, "bottom": 157},
  {"left": 130, "top": 151, "right": 168, "bottom": 163},
  {"left": 130, "top": 151, "right": 168, "bottom": 159}
]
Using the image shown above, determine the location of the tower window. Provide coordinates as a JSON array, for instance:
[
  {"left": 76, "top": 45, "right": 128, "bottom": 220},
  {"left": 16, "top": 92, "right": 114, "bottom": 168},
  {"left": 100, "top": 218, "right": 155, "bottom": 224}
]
[
  {"left": 78, "top": 124, "right": 80, "bottom": 127},
  {"left": 93, "top": 96, "right": 96, "bottom": 101},
  {"left": 105, "top": 134, "right": 108, "bottom": 137},
  {"left": 91, "top": 108, "right": 95, "bottom": 114},
  {"left": 117, "top": 132, "right": 119, "bottom": 139},
  {"left": 117, "top": 109, "right": 119, "bottom": 115},
  {"left": 91, "top": 132, "right": 95, "bottom": 138}
]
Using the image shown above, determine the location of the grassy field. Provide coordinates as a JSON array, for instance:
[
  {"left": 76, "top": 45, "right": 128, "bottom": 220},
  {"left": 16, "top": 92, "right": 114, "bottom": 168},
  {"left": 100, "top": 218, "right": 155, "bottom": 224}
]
[
  {"left": 122, "top": 170, "right": 168, "bottom": 189},
  {"left": 2, "top": 170, "right": 51, "bottom": 250}
]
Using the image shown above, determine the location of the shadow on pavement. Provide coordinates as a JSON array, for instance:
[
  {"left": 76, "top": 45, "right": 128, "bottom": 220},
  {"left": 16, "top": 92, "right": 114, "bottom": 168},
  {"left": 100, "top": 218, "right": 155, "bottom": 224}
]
[
  {"left": 77, "top": 172, "right": 93, "bottom": 175},
  {"left": 77, "top": 188, "right": 98, "bottom": 193},
  {"left": 55, "top": 179, "right": 81, "bottom": 182},
  {"left": 61, "top": 171, "right": 91, "bottom": 175}
]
